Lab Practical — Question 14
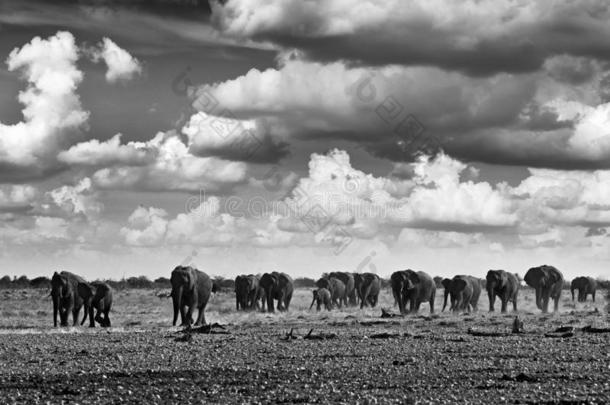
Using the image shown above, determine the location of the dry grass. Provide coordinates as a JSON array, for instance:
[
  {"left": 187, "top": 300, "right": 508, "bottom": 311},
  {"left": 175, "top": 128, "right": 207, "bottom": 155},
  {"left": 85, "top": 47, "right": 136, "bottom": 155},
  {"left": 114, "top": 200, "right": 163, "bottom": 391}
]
[{"left": 0, "top": 287, "right": 605, "bottom": 331}]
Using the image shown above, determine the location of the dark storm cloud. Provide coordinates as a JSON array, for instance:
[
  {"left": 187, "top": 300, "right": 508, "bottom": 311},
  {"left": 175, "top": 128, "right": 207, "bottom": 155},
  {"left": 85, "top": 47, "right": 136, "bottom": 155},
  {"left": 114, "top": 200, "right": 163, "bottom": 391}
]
[
  {"left": 188, "top": 136, "right": 290, "bottom": 164},
  {"left": 213, "top": 0, "right": 610, "bottom": 76},
  {"left": 444, "top": 129, "right": 610, "bottom": 171}
]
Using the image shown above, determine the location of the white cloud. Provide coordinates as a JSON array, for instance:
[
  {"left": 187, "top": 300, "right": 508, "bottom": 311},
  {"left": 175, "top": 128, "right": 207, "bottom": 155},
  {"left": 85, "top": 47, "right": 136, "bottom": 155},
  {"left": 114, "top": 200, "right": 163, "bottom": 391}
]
[
  {"left": 120, "top": 206, "right": 168, "bottom": 246},
  {"left": 90, "top": 37, "right": 142, "bottom": 83},
  {"left": 91, "top": 131, "right": 248, "bottom": 192},
  {"left": 58, "top": 133, "right": 155, "bottom": 166},
  {"left": 0, "top": 31, "right": 88, "bottom": 172},
  {"left": 0, "top": 185, "right": 37, "bottom": 212}
]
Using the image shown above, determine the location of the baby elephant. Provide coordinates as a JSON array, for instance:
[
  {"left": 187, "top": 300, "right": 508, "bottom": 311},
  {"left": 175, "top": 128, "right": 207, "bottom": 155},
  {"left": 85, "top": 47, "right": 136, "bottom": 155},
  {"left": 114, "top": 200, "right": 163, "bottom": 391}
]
[
  {"left": 310, "top": 288, "right": 332, "bottom": 311},
  {"left": 78, "top": 282, "right": 113, "bottom": 327}
]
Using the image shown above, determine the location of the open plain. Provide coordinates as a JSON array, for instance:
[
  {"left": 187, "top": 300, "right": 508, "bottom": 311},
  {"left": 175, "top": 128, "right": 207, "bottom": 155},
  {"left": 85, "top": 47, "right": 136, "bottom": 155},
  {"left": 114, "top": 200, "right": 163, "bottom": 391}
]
[{"left": 0, "top": 287, "right": 608, "bottom": 404}]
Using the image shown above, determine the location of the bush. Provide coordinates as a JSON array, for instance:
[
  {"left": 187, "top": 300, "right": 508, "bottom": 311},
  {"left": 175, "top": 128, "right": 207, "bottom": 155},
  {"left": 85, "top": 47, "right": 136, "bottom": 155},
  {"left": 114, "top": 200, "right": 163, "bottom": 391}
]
[
  {"left": 30, "top": 276, "right": 51, "bottom": 289},
  {"left": 294, "top": 277, "right": 316, "bottom": 289}
]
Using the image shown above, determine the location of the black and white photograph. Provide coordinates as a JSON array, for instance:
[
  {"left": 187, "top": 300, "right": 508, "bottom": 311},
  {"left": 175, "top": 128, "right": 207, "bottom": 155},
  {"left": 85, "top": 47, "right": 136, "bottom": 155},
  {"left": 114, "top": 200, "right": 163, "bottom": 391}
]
[{"left": 0, "top": 0, "right": 609, "bottom": 403}]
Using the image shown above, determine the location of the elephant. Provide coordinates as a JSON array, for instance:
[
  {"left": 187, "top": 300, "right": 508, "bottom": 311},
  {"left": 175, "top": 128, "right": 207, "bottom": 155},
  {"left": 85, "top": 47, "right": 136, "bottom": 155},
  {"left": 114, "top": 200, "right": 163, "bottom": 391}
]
[
  {"left": 51, "top": 271, "right": 87, "bottom": 327},
  {"left": 328, "top": 272, "right": 356, "bottom": 306},
  {"left": 390, "top": 270, "right": 436, "bottom": 314},
  {"left": 170, "top": 266, "right": 213, "bottom": 326},
  {"left": 260, "top": 272, "right": 294, "bottom": 312},
  {"left": 79, "top": 281, "right": 113, "bottom": 327},
  {"left": 310, "top": 288, "right": 332, "bottom": 311},
  {"left": 571, "top": 276, "right": 598, "bottom": 302},
  {"left": 486, "top": 270, "right": 520, "bottom": 313},
  {"left": 442, "top": 275, "right": 481, "bottom": 313},
  {"left": 356, "top": 273, "right": 380, "bottom": 309},
  {"left": 317, "top": 276, "right": 347, "bottom": 308},
  {"left": 235, "top": 274, "right": 263, "bottom": 311},
  {"left": 524, "top": 265, "right": 564, "bottom": 313}
]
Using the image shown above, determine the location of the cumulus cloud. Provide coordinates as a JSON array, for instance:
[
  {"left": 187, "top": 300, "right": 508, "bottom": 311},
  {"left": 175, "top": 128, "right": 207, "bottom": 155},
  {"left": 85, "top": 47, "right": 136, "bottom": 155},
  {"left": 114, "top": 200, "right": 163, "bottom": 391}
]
[
  {"left": 89, "top": 37, "right": 142, "bottom": 83},
  {"left": 120, "top": 206, "right": 168, "bottom": 246},
  {"left": 0, "top": 31, "right": 88, "bottom": 180},
  {"left": 182, "top": 110, "right": 289, "bottom": 163},
  {"left": 91, "top": 131, "right": 248, "bottom": 192},
  {"left": 58, "top": 133, "right": 155, "bottom": 166},
  {"left": 212, "top": 0, "right": 610, "bottom": 76},
  {"left": 0, "top": 185, "right": 37, "bottom": 213}
]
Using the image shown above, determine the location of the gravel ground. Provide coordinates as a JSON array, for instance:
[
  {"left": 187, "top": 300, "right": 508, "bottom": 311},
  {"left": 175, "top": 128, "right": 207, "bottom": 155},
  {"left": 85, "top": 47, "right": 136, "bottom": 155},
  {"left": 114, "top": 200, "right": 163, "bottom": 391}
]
[{"left": 0, "top": 289, "right": 608, "bottom": 404}]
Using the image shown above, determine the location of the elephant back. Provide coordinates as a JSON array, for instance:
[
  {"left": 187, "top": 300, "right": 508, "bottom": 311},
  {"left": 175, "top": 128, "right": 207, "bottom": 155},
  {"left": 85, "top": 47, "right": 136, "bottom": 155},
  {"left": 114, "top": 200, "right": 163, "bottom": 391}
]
[{"left": 328, "top": 272, "right": 355, "bottom": 295}]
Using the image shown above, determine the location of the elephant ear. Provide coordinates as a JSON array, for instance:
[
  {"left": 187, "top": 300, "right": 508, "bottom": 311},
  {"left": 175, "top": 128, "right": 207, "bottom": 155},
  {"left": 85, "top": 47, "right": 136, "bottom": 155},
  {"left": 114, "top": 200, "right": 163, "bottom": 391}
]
[
  {"left": 405, "top": 270, "right": 420, "bottom": 284},
  {"left": 77, "top": 282, "right": 94, "bottom": 300},
  {"left": 441, "top": 278, "right": 452, "bottom": 289},
  {"left": 499, "top": 271, "right": 509, "bottom": 287},
  {"left": 546, "top": 267, "right": 562, "bottom": 284}
]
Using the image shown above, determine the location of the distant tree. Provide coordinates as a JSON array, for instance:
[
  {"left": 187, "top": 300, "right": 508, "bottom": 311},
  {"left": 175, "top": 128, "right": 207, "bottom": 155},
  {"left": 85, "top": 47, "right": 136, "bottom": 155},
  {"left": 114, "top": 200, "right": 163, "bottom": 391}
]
[
  {"left": 294, "top": 277, "right": 316, "bottom": 288},
  {"left": 0, "top": 275, "right": 11, "bottom": 289},
  {"left": 154, "top": 277, "right": 171, "bottom": 288},
  {"left": 30, "top": 276, "right": 51, "bottom": 289},
  {"left": 12, "top": 275, "right": 30, "bottom": 288},
  {"left": 126, "top": 276, "right": 154, "bottom": 289}
]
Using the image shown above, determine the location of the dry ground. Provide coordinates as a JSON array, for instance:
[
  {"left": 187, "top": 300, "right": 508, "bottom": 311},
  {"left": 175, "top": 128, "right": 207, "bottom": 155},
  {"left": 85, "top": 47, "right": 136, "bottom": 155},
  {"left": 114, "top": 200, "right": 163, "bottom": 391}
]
[{"left": 0, "top": 287, "right": 608, "bottom": 404}]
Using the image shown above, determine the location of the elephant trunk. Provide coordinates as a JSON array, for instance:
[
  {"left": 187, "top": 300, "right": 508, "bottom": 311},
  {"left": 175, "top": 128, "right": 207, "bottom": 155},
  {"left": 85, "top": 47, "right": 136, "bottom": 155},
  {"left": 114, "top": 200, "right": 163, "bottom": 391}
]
[
  {"left": 442, "top": 289, "right": 450, "bottom": 312},
  {"left": 535, "top": 287, "right": 542, "bottom": 310},
  {"left": 81, "top": 303, "right": 88, "bottom": 326},
  {"left": 52, "top": 293, "right": 59, "bottom": 327},
  {"left": 360, "top": 285, "right": 370, "bottom": 309},
  {"left": 487, "top": 288, "right": 494, "bottom": 312},
  {"left": 393, "top": 285, "right": 404, "bottom": 314},
  {"left": 266, "top": 288, "right": 274, "bottom": 313},
  {"left": 571, "top": 287, "right": 575, "bottom": 301},
  {"left": 309, "top": 294, "right": 316, "bottom": 310},
  {"left": 172, "top": 286, "right": 183, "bottom": 326}
]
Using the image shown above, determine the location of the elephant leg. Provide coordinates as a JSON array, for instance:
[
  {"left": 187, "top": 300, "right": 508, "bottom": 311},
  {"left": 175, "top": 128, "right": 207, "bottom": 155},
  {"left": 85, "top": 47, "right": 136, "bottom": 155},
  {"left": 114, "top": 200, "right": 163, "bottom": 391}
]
[
  {"left": 195, "top": 307, "right": 206, "bottom": 326},
  {"left": 500, "top": 295, "right": 508, "bottom": 313},
  {"left": 592, "top": 291, "right": 596, "bottom": 302}
]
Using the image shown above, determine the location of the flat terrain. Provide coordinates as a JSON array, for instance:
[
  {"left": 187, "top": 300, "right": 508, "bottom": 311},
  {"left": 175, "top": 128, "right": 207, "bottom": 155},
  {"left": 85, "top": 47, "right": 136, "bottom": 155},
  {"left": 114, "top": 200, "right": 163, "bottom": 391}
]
[{"left": 0, "top": 288, "right": 608, "bottom": 404}]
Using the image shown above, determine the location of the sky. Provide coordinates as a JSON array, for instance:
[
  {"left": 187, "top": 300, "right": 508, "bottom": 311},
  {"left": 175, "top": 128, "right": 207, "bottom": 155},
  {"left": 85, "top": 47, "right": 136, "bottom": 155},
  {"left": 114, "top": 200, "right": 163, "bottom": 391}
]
[{"left": 1, "top": 0, "right": 610, "bottom": 280}]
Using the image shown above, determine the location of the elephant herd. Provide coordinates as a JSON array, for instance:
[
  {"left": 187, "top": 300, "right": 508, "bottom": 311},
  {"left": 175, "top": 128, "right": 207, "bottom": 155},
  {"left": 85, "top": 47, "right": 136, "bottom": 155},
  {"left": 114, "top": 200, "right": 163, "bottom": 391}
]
[{"left": 48, "top": 264, "right": 601, "bottom": 328}]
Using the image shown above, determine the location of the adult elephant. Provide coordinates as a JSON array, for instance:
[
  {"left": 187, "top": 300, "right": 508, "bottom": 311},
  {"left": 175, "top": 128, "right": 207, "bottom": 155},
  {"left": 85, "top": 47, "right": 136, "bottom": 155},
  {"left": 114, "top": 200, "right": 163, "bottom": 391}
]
[
  {"left": 170, "top": 266, "right": 213, "bottom": 326},
  {"left": 442, "top": 275, "right": 481, "bottom": 313},
  {"left": 524, "top": 265, "right": 564, "bottom": 313},
  {"left": 328, "top": 272, "right": 356, "bottom": 306},
  {"left": 391, "top": 270, "right": 436, "bottom": 314},
  {"left": 317, "top": 276, "right": 347, "bottom": 308},
  {"left": 571, "top": 276, "right": 598, "bottom": 302},
  {"left": 234, "top": 274, "right": 262, "bottom": 311},
  {"left": 51, "top": 271, "right": 87, "bottom": 327},
  {"left": 486, "top": 270, "right": 520, "bottom": 313},
  {"left": 79, "top": 281, "right": 113, "bottom": 327},
  {"left": 310, "top": 288, "right": 332, "bottom": 311},
  {"left": 260, "top": 272, "right": 293, "bottom": 312},
  {"left": 357, "top": 273, "right": 380, "bottom": 309}
]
